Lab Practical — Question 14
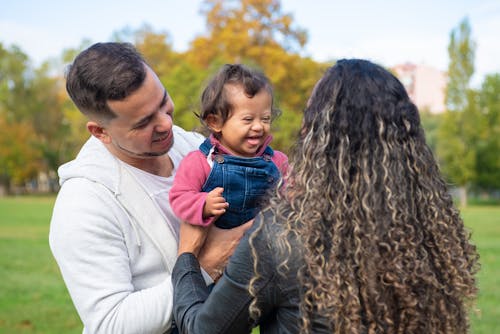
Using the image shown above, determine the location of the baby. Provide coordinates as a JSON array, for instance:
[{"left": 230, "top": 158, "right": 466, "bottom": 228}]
[{"left": 169, "top": 64, "right": 288, "bottom": 229}]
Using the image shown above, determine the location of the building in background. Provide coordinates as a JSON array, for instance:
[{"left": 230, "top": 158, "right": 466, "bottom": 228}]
[{"left": 392, "top": 63, "right": 447, "bottom": 114}]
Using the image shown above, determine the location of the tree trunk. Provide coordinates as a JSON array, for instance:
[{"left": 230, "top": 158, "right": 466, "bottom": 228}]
[{"left": 458, "top": 186, "right": 467, "bottom": 207}]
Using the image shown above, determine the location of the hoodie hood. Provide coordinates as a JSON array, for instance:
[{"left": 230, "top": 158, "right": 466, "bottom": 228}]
[{"left": 58, "top": 136, "right": 121, "bottom": 193}]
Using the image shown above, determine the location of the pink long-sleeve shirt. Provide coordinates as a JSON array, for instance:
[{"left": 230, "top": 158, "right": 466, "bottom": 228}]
[{"left": 169, "top": 135, "right": 288, "bottom": 226}]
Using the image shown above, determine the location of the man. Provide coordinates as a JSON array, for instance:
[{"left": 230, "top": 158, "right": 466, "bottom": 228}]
[{"left": 49, "top": 42, "right": 250, "bottom": 334}]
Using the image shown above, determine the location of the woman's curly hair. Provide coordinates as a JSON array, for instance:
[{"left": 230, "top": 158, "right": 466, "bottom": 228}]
[{"left": 249, "top": 59, "right": 479, "bottom": 333}]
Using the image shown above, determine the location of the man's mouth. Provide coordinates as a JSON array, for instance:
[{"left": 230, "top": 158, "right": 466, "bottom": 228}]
[{"left": 153, "top": 133, "right": 169, "bottom": 143}]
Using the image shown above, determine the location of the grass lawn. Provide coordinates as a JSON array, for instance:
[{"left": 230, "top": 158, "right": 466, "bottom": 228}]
[
  {"left": 462, "top": 206, "right": 500, "bottom": 333},
  {"left": 0, "top": 196, "right": 80, "bottom": 333},
  {"left": 0, "top": 196, "right": 498, "bottom": 333}
]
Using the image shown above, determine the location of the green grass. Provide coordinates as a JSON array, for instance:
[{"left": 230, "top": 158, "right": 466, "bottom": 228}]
[
  {"left": 462, "top": 206, "right": 500, "bottom": 333},
  {"left": 0, "top": 196, "right": 498, "bottom": 333},
  {"left": 0, "top": 196, "right": 80, "bottom": 333}
]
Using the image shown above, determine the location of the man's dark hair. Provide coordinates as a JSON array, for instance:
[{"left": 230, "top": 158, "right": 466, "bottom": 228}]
[{"left": 65, "top": 42, "right": 147, "bottom": 121}]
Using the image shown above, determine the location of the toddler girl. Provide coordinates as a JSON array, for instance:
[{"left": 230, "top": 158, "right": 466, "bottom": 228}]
[{"left": 169, "top": 64, "right": 288, "bottom": 229}]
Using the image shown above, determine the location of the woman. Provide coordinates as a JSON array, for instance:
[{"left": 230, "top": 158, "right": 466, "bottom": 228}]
[{"left": 172, "top": 59, "right": 479, "bottom": 333}]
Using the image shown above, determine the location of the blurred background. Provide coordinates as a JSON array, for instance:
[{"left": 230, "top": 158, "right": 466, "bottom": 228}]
[
  {"left": 1, "top": 0, "right": 499, "bottom": 203},
  {"left": 0, "top": 1, "right": 499, "bottom": 333}
]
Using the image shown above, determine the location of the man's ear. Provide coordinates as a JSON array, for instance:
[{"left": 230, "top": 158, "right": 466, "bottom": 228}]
[
  {"left": 87, "top": 121, "right": 111, "bottom": 144},
  {"left": 205, "top": 114, "right": 223, "bottom": 133}
]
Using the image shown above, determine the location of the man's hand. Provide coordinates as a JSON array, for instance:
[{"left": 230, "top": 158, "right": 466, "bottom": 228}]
[
  {"left": 202, "top": 187, "right": 228, "bottom": 219},
  {"left": 198, "top": 220, "right": 253, "bottom": 281}
]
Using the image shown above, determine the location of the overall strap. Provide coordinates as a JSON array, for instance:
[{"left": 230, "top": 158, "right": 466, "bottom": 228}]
[
  {"left": 199, "top": 138, "right": 216, "bottom": 168},
  {"left": 263, "top": 145, "right": 274, "bottom": 156},
  {"left": 199, "top": 138, "right": 213, "bottom": 156},
  {"left": 261, "top": 145, "right": 275, "bottom": 161}
]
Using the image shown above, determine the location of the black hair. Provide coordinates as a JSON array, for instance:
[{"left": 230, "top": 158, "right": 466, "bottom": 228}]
[{"left": 65, "top": 42, "right": 147, "bottom": 121}]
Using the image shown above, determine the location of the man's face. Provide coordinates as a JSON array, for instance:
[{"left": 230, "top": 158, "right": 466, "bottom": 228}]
[{"left": 103, "top": 66, "right": 175, "bottom": 164}]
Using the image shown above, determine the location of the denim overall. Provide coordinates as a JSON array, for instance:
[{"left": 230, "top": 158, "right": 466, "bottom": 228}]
[{"left": 199, "top": 138, "right": 280, "bottom": 229}]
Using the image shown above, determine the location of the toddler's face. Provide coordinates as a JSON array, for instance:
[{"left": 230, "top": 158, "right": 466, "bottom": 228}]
[{"left": 210, "top": 84, "right": 272, "bottom": 157}]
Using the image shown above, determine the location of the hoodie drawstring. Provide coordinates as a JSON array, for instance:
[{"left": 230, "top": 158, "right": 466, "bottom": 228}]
[{"left": 117, "top": 196, "right": 142, "bottom": 251}]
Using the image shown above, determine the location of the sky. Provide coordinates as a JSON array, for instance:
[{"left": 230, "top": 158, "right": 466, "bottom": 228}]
[{"left": 1, "top": 0, "right": 499, "bottom": 87}]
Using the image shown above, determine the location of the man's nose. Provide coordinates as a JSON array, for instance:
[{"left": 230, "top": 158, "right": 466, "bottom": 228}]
[{"left": 155, "top": 112, "right": 173, "bottom": 132}]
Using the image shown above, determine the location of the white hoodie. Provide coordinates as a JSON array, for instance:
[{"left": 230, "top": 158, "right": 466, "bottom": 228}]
[{"left": 49, "top": 126, "right": 204, "bottom": 334}]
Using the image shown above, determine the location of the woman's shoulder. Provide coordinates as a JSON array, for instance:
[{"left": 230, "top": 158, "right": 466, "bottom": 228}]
[
  {"left": 251, "top": 208, "right": 292, "bottom": 247},
  {"left": 252, "top": 207, "right": 303, "bottom": 274}
]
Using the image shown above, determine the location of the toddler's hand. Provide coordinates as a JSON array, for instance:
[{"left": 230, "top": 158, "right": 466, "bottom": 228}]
[{"left": 203, "top": 187, "right": 228, "bottom": 219}]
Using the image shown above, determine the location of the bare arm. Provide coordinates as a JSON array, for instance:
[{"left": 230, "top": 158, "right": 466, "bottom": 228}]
[{"left": 177, "top": 220, "right": 253, "bottom": 280}]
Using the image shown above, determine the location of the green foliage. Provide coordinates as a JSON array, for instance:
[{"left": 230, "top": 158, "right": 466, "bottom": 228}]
[
  {"left": 475, "top": 74, "right": 500, "bottom": 189},
  {"left": 134, "top": 24, "right": 180, "bottom": 80},
  {"left": 437, "top": 90, "right": 480, "bottom": 186},
  {"left": 196, "top": 0, "right": 306, "bottom": 61},
  {"left": 437, "top": 72, "right": 500, "bottom": 195},
  {"left": 0, "top": 43, "right": 31, "bottom": 120},
  {"left": 0, "top": 45, "right": 43, "bottom": 188},
  {"left": 436, "top": 17, "right": 482, "bottom": 206},
  {"left": 419, "top": 109, "right": 443, "bottom": 154},
  {"left": 183, "top": 0, "right": 329, "bottom": 153},
  {"left": 271, "top": 106, "right": 302, "bottom": 153},
  {"left": 163, "top": 61, "right": 213, "bottom": 133},
  {"left": 446, "top": 17, "right": 475, "bottom": 112},
  {"left": 30, "top": 63, "right": 75, "bottom": 173},
  {"left": 0, "top": 116, "right": 42, "bottom": 187},
  {"left": 1, "top": 3, "right": 499, "bottom": 195}
]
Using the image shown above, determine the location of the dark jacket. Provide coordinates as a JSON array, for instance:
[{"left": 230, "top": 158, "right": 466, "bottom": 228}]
[{"left": 172, "top": 209, "right": 331, "bottom": 333}]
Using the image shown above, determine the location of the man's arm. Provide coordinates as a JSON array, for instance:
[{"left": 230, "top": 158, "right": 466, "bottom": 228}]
[
  {"left": 50, "top": 179, "right": 174, "bottom": 334},
  {"left": 178, "top": 220, "right": 253, "bottom": 280}
]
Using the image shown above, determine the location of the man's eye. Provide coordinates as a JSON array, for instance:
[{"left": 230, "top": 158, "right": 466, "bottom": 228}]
[{"left": 134, "top": 122, "right": 148, "bottom": 130}]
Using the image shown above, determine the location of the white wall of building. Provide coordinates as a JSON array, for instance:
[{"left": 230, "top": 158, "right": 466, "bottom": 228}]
[{"left": 392, "top": 63, "right": 447, "bottom": 114}]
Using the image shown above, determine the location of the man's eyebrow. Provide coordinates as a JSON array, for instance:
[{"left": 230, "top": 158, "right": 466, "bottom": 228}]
[
  {"left": 159, "top": 90, "right": 168, "bottom": 109},
  {"left": 132, "top": 90, "right": 168, "bottom": 128}
]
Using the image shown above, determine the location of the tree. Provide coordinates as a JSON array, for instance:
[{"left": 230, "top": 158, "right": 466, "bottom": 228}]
[
  {"left": 28, "top": 62, "right": 73, "bottom": 179},
  {"left": 419, "top": 109, "right": 443, "bottom": 154},
  {"left": 437, "top": 17, "right": 476, "bottom": 206},
  {"left": 0, "top": 115, "right": 42, "bottom": 192},
  {"left": 437, "top": 90, "right": 480, "bottom": 205},
  {"left": 122, "top": 26, "right": 211, "bottom": 132},
  {"left": 445, "top": 18, "right": 475, "bottom": 112},
  {"left": 0, "top": 43, "right": 80, "bottom": 193},
  {"left": 188, "top": 0, "right": 307, "bottom": 67},
  {"left": 0, "top": 43, "right": 32, "bottom": 121},
  {"left": 0, "top": 44, "right": 44, "bottom": 193},
  {"left": 475, "top": 74, "right": 500, "bottom": 190},
  {"left": 132, "top": 24, "right": 181, "bottom": 81},
  {"left": 182, "top": 0, "right": 327, "bottom": 151}
]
